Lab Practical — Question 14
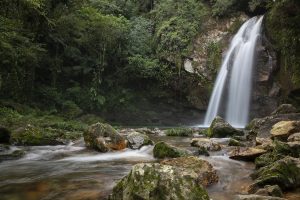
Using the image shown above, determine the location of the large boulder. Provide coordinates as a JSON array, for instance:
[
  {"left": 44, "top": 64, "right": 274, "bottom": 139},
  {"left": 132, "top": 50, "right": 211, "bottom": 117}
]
[
  {"left": 10, "top": 124, "right": 64, "bottom": 145},
  {"left": 270, "top": 121, "right": 300, "bottom": 141},
  {"left": 207, "top": 116, "right": 243, "bottom": 138},
  {"left": 271, "top": 104, "right": 298, "bottom": 115},
  {"left": 0, "top": 126, "right": 10, "bottom": 144},
  {"left": 229, "top": 147, "right": 267, "bottom": 161},
  {"left": 250, "top": 157, "right": 300, "bottom": 191},
  {"left": 108, "top": 163, "right": 210, "bottom": 200},
  {"left": 83, "top": 123, "right": 126, "bottom": 152},
  {"left": 191, "top": 138, "right": 221, "bottom": 151},
  {"left": 153, "top": 141, "right": 191, "bottom": 159},
  {"left": 246, "top": 113, "right": 300, "bottom": 138},
  {"left": 126, "top": 132, "right": 153, "bottom": 150}
]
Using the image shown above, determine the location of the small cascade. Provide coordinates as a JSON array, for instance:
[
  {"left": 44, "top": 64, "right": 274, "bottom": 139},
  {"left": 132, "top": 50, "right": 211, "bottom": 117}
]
[{"left": 204, "top": 16, "right": 264, "bottom": 127}]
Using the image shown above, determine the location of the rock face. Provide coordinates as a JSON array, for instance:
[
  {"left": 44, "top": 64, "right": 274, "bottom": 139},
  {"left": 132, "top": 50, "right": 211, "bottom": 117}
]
[
  {"left": 229, "top": 147, "right": 267, "bottom": 161},
  {"left": 207, "top": 116, "right": 243, "bottom": 138},
  {"left": 0, "top": 126, "right": 10, "bottom": 144},
  {"left": 83, "top": 123, "right": 126, "bottom": 152},
  {"left": 153, "top": 141, "right": 191, "bottom": 159},
  {"left": 160, "top": 156, "right": 218, "bottom": 187},
  {"left": 109, "top": 163, "right": 210, "bottom": 200},
  {"left": 191, "top": 138, "right": 221, "bottom": 151},
  {"left": 270, "top": 121, "right": 300, "bottom": 141},
  {"left": 250, "top": 157, "right": 300, "bottom": 191},
  {"left": 126, "top": 132, "right": 153, "bottom": 150}
]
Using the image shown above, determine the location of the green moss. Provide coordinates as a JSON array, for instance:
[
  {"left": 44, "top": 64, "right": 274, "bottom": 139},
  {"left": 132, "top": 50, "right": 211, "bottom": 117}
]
[
  {"left": 165, "top": 128, "right": 193, "bottom": 137},
  {"left": 153, "top": 141, "right": 189, "bottom": 159}
]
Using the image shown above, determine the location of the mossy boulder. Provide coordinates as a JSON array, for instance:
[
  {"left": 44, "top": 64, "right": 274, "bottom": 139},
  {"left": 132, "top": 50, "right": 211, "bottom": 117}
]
[
  {"left": 165, "top": 128, "right": 194, "bottom": 137},
  {"left": 83, "top": 122, "right": 126, "bottom": 152},
  {"left": 108, "top": 163, "right": 210, "bottom": 200},
  {"left": 191, "top": 138, "right": 221, "bottom": 151},
  {"left": 207, "top": 116, "right": 243, "bottom": 138},
  {"left": 153, "top": 141, "right": 191, "bottom": 159},
  {"left": 250, "top": 157, "right": 300, "bottom": 191},
  {"left": 10, "top": 124, "right": 64, "bottom": 145},
  {"left": 271, "top": 104, "right": 298, "bottom": 115},
  {"left": 271, "top": 121, "right": 300, "bottom": 141},
  {"left": 0, "top": 126, "right": 11, "bottom": 144},
  {"left": 126, "top": 132, "right": 153, "bottom": 150}
]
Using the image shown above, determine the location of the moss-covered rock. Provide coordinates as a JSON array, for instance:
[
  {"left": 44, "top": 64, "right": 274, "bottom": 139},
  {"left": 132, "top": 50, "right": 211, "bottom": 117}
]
[
  {"left": 207, "top": 116, "right": 243, "bottom": 138},
  {"left": 108, "top": 163, "right": 210, "bottom": 200},
  {"left": 83, "top": 122, "right": 126, "bottom": 152},
  {"left": 10, "top": 124, "right": 64, "bottom": 145},
  {"left": 165, "top": 128, "right": 194, "bottom": 137},
  {"left": 250, "top": 157, "right": 300, "bottom": 191},
  {"left": 126, "top": 132, "right": 153, "bottom": 150},
  {"left": 153, "top": 141, "right": 191, "bottom": 159}
]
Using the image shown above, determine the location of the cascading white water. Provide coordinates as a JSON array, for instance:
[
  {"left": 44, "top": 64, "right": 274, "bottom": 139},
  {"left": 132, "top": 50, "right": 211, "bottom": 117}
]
[{"left": 203, "top": 16, "right": 264, "bottom": 127}]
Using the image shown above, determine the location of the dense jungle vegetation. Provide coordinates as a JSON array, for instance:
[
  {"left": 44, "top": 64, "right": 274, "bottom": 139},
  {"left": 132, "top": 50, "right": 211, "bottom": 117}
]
[{"left": 0, "top": 0, "right": 299, "bottom": 125}]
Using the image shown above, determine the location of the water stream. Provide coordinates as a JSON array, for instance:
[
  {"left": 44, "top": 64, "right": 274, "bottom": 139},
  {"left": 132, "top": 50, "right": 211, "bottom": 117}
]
[{"left": 0, "top": 137, "right": 254, "bottom": 200}]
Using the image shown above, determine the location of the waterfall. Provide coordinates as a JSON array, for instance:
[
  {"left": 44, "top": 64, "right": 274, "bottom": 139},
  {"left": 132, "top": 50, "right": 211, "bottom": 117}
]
[{"left": 203, "top": 16, "right": 264, "bottom": 127}]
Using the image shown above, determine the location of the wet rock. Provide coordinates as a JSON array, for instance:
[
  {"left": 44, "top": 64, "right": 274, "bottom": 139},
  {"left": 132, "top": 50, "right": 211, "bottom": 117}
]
[
  {"left": 229, "top": 147, "right": 267, "bottom": 161},
  {"left": 153, "top": 141, "right": 191, "bottom": 159},
  {"left": 250, "top": 157, "right": 300, "bottom": 191},
  {"left": 160, "top": 156, "right": 218, "bottom": 187},
  {"left": 255, "top": 138, "right": 274, "bottom": 151},
  {"left": 229, "top": 138, "right": 246, "bottom": 147},
  {"left": 246, "top": 113, "right": 300, "bottom": 138},
  {"left": 126, "top": 132, "right": 153, "bottom": 150},
  {"left": 0, "top": 149, "right": 25, "bottom": 162},
  {"left": 83, "top": 123, "right": 126, "bottom": 152},
  {"left": 287, "top": 132, "right": 300, "bottom": 142},
  {"left": 271, "top": 104, "right": 298, "bottom": 115},
  {"left": 0, "top": 144, "right": 9, "bottom": 152},
  {"left": 108, "top": 163, "right": 210, "bottom": 200},
  {"left": 0, "top": 126, "right": 11, "bottom": 144},
  {"left": 191, "top": 138, "right": 221, "bottom": 151},
  {"left": 207, "top": 116, "right": 243, "bottom": 138},
  {"left": 271, "top": 121, "right": 300, "bottom": 141},
  {"left": 234, "top": 194, "right": 286, "bottom": 200},
  {"left": 254, "top": 185, "right": 283, "bottom": 198},
  {"left": 10, "top": 124, "right": 64, "bottom": 146}
]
